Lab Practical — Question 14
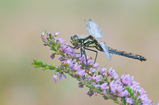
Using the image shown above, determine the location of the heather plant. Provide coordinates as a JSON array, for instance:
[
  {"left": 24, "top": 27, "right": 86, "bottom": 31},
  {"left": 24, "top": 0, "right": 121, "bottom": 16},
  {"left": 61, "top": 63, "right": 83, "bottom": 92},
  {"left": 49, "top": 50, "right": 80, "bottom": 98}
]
[{"left": 32, "top": 31, "right": 155, "bottom": 105}]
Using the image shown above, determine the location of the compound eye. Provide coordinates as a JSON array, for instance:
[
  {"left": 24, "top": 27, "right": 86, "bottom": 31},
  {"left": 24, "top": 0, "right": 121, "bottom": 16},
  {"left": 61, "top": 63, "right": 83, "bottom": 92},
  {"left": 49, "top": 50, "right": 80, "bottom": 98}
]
[
  {"left": 73, "top": 35, "right": 78, "bottom": 37},
  {"left": 72, "top": 35, "right": 79, "bottom": 40}
]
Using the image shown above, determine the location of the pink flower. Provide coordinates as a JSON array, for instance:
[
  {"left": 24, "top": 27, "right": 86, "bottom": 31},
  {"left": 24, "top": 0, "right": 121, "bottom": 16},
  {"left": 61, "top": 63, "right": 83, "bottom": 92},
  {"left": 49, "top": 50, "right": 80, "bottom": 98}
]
[
  {"left": 73, "top": 62, "right": 81, "bottom": 71},
  {"left": 61, "top": 45, "right": 75, "bottom": 55},
  {"left": 55, "top": 38, "right": 65, "bottom": 44},
  {"left": 77, "top": 69, "right": 86, "bottom": 77},
  {"left": 138, "top": 94, "right": 152, "bottom": 104},
  {"left": 121, "top": 74, "right": 133, "bottom": 86},
  {"left": 94, "top": 84, "right": 101, "bottom": 89},
  {"left": 125, "top": 97, "right": 134, "bottom": 104},
  {"left": 107, "top": 67, "right": 119, "bottom": 79},
  {"left": 41, "top": 32, "right": 45, "bottom": 41},
  {"left": 64, "top": 59, "right": 73, "bottom": 65},
  {"left": 116, "top": 85, "right": 123, "bottom": 93},
  {"left": 50, "top": 53, "right": 55, "bottom": 59},
  {"left": 92, "top": 74, "right": 102, "bottom": 82},
  {"left": 113, "top": 73, "right": 119, "bottom": 79},
  {"left": 59, "top": 56, "right": 63, "bottom": 61},
  {"left": 87, "top": 59, "right": 94, "bottom": 65},
  {"left": 92, "top": 63, "right": 99, "bottom": 68},
  {"left": 46, "top": 32, "right": 50, "bottom": 38},
  {"left": 107, "top": 67, "right": 115, "bottom": 76},
  {"left": 109, "top": 80, "right": 118, "bottom": 93},
  {"left": 130, "top": 81, "right": 140, "bottom": 91},
  {"left": 79, "top": 55, "right": 88, "bottom": 64},
  {"left": 99, "top": 67, "right": 107, "bottom": 74},
  {"left": 90, "top": 67, "right": 96, "bottom": 72},
  {"left": 55, "top": 32, "right": 60, "bottom": 36},
  {"left": 53, "top": 74, "right": 57, "bottom": 83},
  {"left": 58, "top": 72, "right": 66, "bottom": 81},
  {"left": 118, "top": 89, "right": 129, "bottom": 97},
  {"left": 87, "top": 90, "right": 94, "bottom": 97},
  {"left": 101, "top": 82, "right": 109, "bottom": 90},
  {"left": 78, "top": 82, "right": 84, "bottom": 88}
]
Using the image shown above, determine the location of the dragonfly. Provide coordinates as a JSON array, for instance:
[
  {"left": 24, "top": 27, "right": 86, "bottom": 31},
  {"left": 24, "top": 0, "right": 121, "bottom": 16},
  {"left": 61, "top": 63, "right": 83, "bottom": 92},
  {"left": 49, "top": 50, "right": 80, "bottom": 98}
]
[{"left": 70, "top": 19, "right": 147, "bottom": 65}]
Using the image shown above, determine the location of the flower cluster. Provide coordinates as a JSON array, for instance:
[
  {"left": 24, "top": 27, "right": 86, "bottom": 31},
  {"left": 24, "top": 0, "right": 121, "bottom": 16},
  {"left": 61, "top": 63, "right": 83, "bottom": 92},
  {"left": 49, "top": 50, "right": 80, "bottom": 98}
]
[{"left": 32, "top": 31, "right": 154, "bottom": 105}]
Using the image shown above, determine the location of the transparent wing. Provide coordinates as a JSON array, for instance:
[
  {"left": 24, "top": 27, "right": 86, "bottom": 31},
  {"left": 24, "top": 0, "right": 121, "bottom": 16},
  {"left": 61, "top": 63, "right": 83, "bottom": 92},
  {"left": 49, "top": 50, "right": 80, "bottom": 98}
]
[
  {"left": 98, "top": 41, "right": 112, "bottom": 61},
  {"left": 84, "top": 19, "right": 104, "bottom": 39}
]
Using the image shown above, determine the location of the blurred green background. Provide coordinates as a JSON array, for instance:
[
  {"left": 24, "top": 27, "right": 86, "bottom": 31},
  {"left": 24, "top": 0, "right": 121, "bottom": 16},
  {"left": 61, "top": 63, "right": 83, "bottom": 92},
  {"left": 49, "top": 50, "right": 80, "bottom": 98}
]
[{"left": 0, "top": 0, "right": 159, "bottom": 105}]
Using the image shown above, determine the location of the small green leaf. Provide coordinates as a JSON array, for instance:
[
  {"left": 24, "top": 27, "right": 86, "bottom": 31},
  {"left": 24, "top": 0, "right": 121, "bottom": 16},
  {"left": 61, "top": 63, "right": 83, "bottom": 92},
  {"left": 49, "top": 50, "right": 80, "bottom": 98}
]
[
  {"left": 56, "top": 68, "right": 61, "bottom": 72},
  {"left": 65, "top": 64, "right": 69, "bottom": 68},
  {"left": 52, "top": 46, "right": 57, "bottom": 51},
  {"left": 57, "top": 43, "right": 61, "bottom": 50},
  {"left": 126, "top": 87, "right": 134, "bottom": 97},
  {"left": 98, "top": 87, "right": 102, "bottom": 92},
  {"left": 76, "top": 78, "right": 81, "bottom": 81},
  {"left": 87, "top": 84, "right": 92, "bottom": 88},
  {"left": 87, "top": 80, "right": 91, "bottom": 85},
  {"left": 38, "top": 61, "right": 43, "bottom": 65},
  {"left": 121, "top": 97, "right": 126, "bottom": 105},
  {"left": 103, "top": 95, "right": 109, "bottom": 100},
  {"left": 43, "top": 67, "right": 48, "bottom": 70},
  {"left": 49, "top": 33, "right": 52, "bottom": 39},
  {"left": 92, "top": 84, "right": 99, "bottom": 91},
  {"left": 106, "top": 89, "right": 113, "bottom": 98},
  {"left": 45, "top": 30, "right": 48, "bottom": 34},
  {"left": 113, "top": 100, "right": 119, "bottom": 104},
  {"left": 49, "top": 65, "right": 56, "bottom": 70},
  {"left": 35, "top": 65, "right": 39, "bottom": 68},
  {"left": 34, "top": 59, "right": 37, "bottom": 63},
  {"left": 82, "top": 76, "right": 86, "bottom": 80},
  {"left": 110, "top": 77, "right": 114, "bottom": 81}
]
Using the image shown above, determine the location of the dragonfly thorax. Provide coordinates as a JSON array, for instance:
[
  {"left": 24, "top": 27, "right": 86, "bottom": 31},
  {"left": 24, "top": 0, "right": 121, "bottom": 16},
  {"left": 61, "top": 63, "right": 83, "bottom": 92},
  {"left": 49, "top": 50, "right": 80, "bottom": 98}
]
[{"left": 70, "top": 35, "right": 79, "bottom": 46}]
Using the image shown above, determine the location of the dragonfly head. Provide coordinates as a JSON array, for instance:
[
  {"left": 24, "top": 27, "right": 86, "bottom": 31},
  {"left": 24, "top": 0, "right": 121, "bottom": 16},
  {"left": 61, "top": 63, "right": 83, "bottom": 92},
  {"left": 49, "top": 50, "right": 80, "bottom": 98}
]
[{"left": 70, "top": 35, "right": 79, "bottom": 46}]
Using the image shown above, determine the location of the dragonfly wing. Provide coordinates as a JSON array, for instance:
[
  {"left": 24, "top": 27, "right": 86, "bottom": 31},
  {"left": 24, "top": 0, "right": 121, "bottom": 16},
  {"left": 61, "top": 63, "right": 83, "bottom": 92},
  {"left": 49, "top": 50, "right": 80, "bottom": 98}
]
[
  {"left": 84, "top": 19, "right": 104, "bottom": 39},
  {"left": 84, "top": 19, "right": 90, "bottom": 33},
  {"left": 98, "top": 41, "right": 112, "bottom": 61}
]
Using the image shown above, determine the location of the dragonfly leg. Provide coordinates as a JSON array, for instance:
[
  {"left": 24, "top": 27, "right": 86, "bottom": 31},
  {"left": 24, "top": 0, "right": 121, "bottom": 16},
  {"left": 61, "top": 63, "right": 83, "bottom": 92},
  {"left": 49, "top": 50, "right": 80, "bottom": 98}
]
[
  {"left": 82, "top": 49, "right": 88, "bottom": 69},
  {"left": 83, "top": 47, "right": 98, "bottom": 63},
  {"left": 73, "top": 47, "right": 88, "bottom": 69},
  {"left": 66, "top": 45, "right": 82, "bottom": 60},
  {"left": 66, "top": 45, "right": 79, "bottom": 49},
  {"left": 74, "top": 47, "right": 83, "bottom": 58},
  {"left": 72, "top": 47, "right": 83, "bottom": 62}
]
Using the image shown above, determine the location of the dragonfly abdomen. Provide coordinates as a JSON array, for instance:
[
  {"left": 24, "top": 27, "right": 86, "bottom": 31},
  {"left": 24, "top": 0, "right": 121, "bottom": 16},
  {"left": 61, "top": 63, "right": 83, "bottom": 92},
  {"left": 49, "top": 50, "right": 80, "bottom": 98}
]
[{"left": 107, "top": 47, "right": 147, "bottom": 61}]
